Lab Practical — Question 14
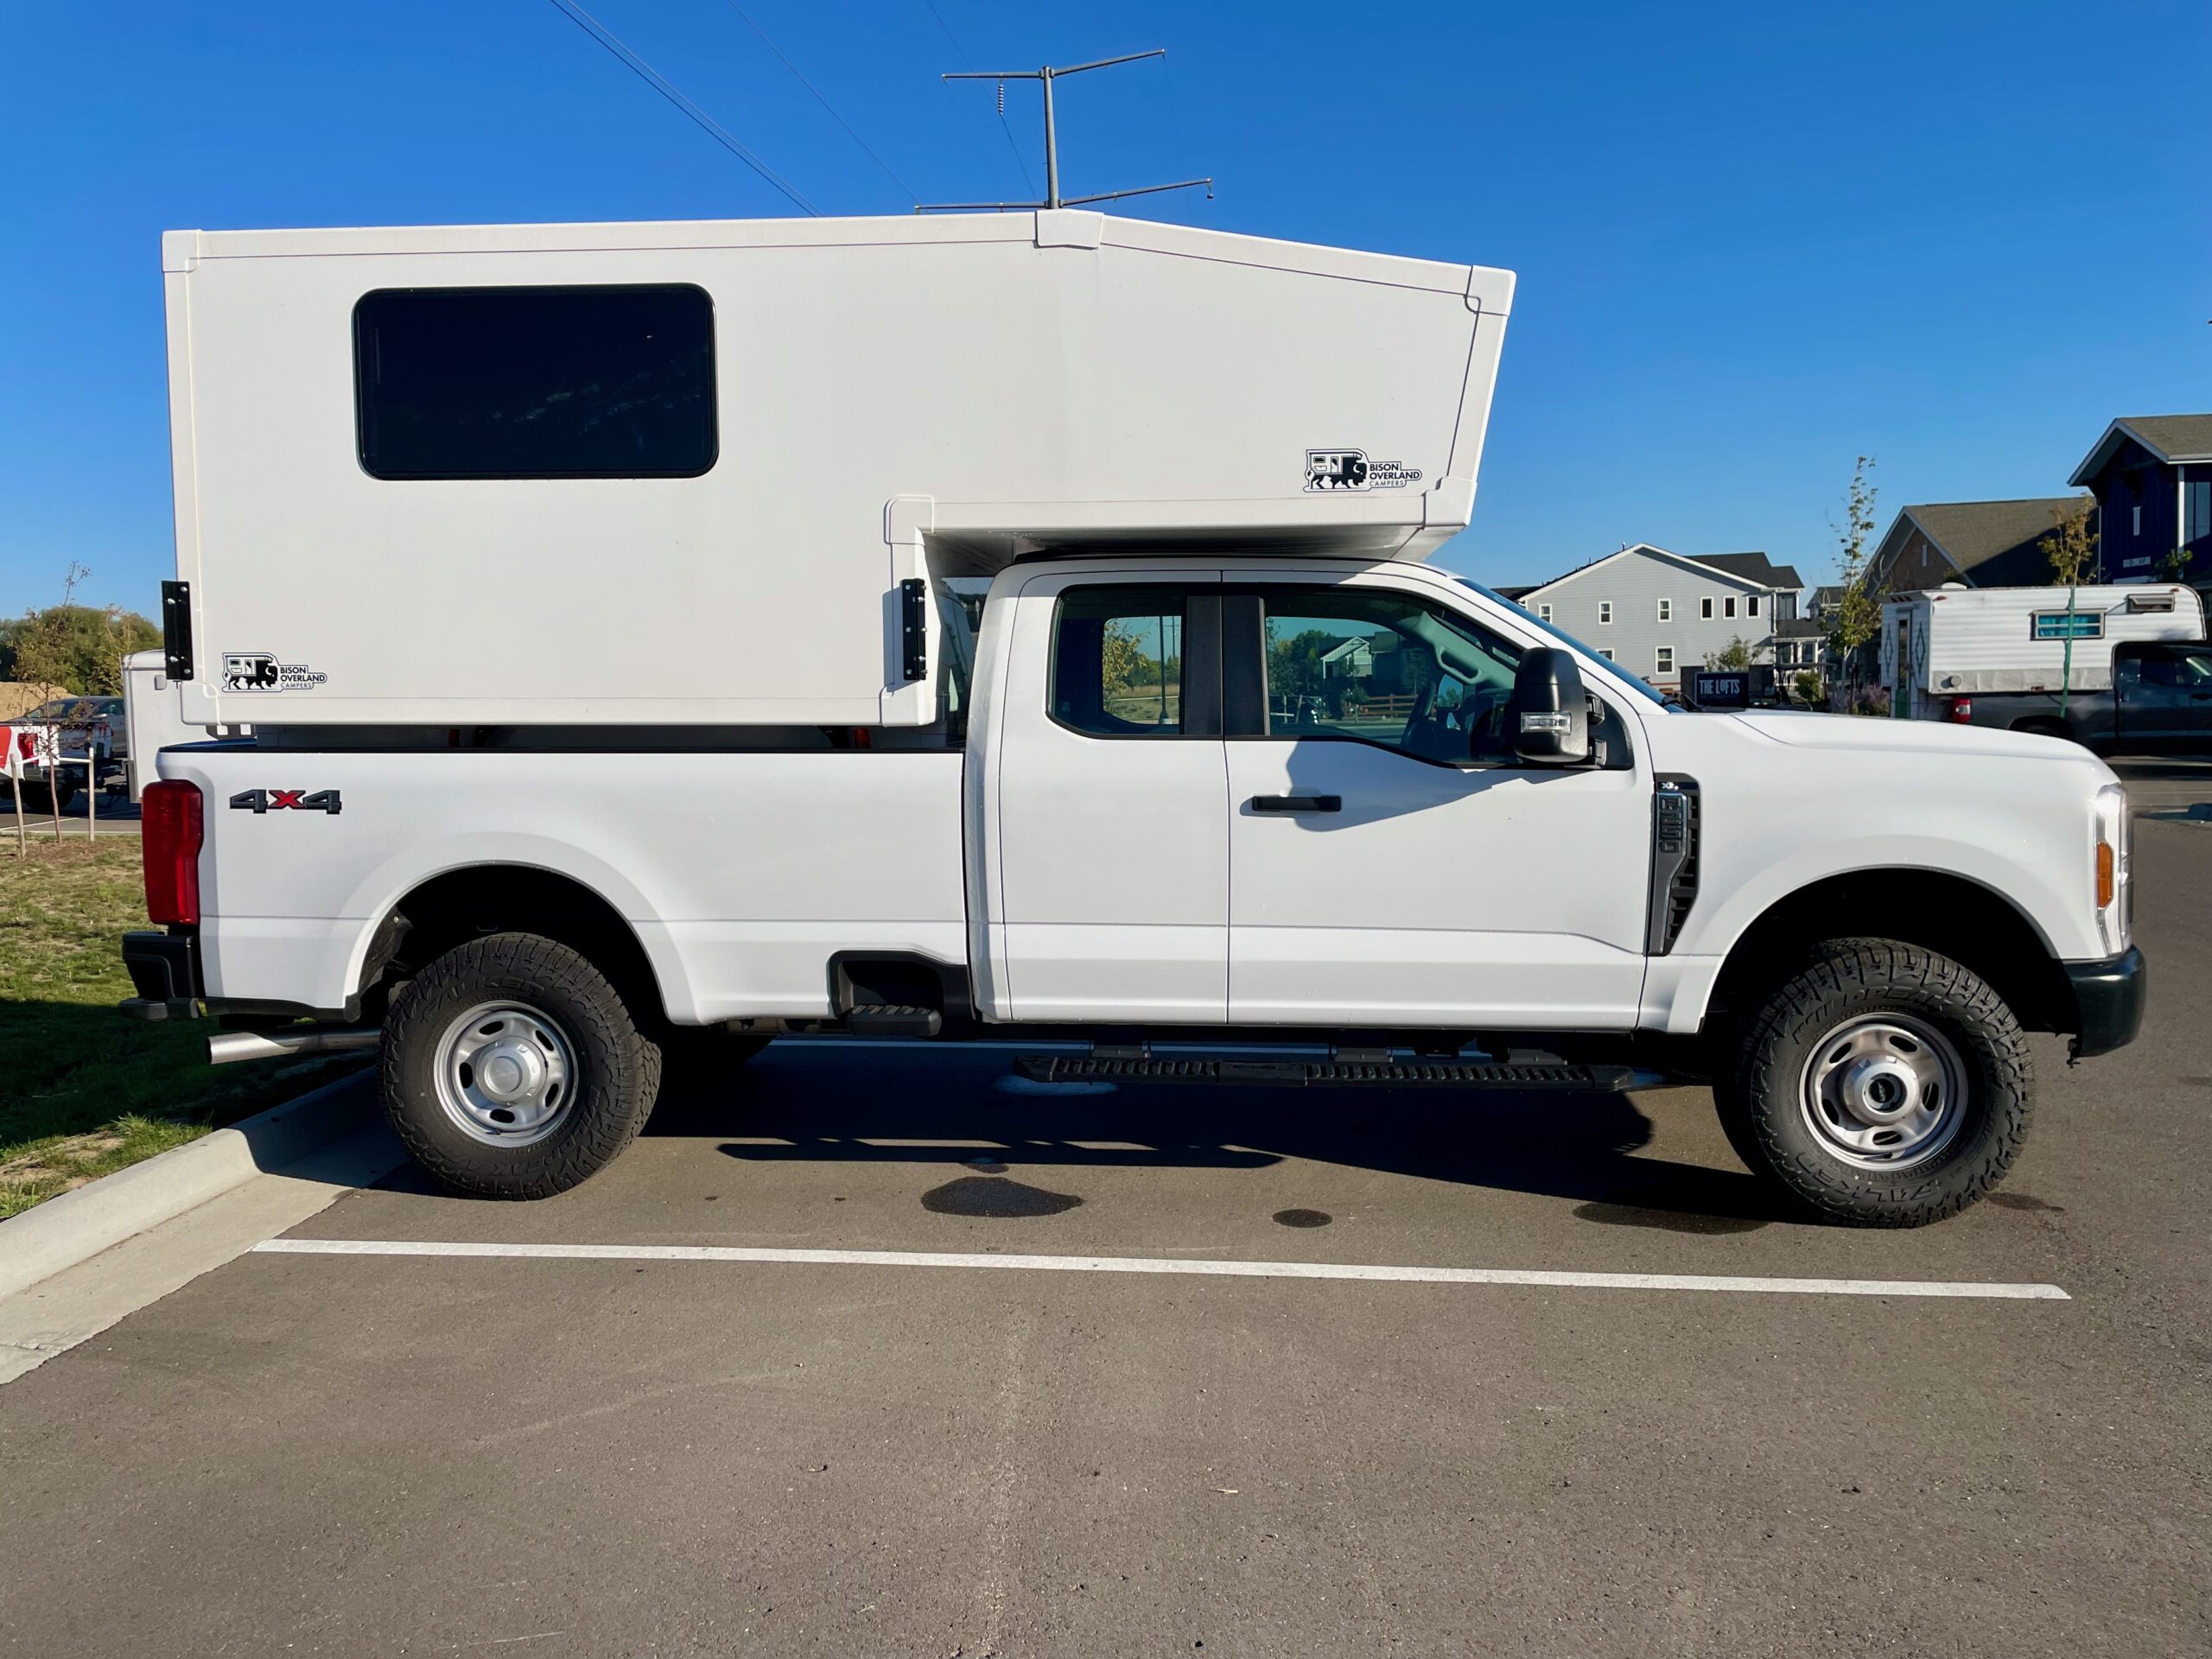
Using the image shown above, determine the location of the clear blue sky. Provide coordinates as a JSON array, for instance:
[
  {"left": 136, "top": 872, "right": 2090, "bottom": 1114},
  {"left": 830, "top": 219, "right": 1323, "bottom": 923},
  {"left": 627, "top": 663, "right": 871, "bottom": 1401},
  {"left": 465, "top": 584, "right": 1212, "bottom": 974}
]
[{"left": 3, "top": 0, "right": 2205, "bottom": 619}]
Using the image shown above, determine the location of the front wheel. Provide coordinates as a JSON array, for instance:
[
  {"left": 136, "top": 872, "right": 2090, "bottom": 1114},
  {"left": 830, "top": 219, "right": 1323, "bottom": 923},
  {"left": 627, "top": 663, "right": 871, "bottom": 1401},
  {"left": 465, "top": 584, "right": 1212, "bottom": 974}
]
[
  {"left": 1718, "top": 940, "right": 2032, "bottom": 1226},
  {"left": 381, "top": 932, "right": 663, "bottom": 1198}
]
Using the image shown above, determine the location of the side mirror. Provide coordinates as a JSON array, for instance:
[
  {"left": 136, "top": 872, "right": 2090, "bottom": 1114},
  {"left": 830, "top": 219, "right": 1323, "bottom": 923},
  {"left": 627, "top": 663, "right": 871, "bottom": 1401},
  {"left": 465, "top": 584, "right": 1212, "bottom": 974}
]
[{"left": 1506, "top": 646, "right": 1591, "bottom": 766}]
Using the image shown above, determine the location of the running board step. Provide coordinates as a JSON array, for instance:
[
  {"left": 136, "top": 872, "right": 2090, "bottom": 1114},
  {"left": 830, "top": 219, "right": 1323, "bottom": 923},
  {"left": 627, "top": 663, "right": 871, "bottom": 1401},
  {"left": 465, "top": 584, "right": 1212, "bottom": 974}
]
[
  {"left": 842, "top": 1004, "right": 943, "bottom": 1038},
  {"left": 1012, "top": 1056, "right": 1637, "bottom": 1090}
]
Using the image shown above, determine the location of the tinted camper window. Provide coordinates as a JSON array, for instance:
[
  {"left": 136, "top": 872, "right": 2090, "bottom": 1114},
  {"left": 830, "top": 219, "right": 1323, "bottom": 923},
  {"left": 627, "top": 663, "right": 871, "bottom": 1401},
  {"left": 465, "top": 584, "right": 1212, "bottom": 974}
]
[{"left": 354, "top": 285, "right": 716, "bottom": 480}]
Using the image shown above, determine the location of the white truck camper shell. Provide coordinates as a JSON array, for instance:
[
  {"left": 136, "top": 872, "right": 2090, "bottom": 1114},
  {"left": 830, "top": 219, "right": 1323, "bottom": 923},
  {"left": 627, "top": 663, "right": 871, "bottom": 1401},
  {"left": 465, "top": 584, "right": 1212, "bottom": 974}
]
[{"left": 160, "top": 211, "right": 1514, "bottom": 729}]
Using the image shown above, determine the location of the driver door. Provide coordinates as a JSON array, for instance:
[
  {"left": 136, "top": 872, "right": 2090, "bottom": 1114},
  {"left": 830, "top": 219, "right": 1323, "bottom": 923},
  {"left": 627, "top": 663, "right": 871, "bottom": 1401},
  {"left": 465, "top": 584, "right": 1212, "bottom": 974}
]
[{"left": 1223, "top": 574, "right": 1652, "bottom": 1029}]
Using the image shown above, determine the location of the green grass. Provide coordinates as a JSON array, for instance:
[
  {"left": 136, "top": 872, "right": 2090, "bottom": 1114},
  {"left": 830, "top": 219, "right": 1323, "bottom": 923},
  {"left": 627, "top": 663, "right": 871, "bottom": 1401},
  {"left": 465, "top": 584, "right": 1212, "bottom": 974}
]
[{"left": 0, "top": 841, "right": 359, "bottom": 1218}]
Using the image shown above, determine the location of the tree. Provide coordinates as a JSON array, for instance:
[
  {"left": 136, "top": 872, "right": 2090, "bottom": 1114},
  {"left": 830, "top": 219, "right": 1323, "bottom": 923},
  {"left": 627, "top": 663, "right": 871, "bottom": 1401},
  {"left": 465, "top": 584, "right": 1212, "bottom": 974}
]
[
  {"left": 1705, "top": 636, "right": 1753, "bottom": 670},
  {"left": 1098, "top": 620, "right": 1146, "bottom": 698},
  {"left": 1267, "top": 629, "right": 1337, "bottom": 709},
  {"left": 1, "top": 563, "right": 159, "bottom": 696},
  {"left": 1826, "top": 455, "right": 1881, "bottom": 705},
  {"left": 2039, "top": 494, "right": 2099, "bottom": 588},
  {"left": 1791, "top": 669, "right": 1824, "bottom": 707},
  {"left": 2037, "top": 496, "right": 2099, "bottom": 719},
  {"left": 2159, "top": 545, "right": 2196, "bottom": 583}
]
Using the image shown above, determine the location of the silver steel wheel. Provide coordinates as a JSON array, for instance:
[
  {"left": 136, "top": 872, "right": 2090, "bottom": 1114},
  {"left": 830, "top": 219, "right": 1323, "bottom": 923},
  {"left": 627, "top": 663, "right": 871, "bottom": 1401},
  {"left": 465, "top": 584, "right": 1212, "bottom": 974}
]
[
  {"left": 1798, "top": 1013, "right": 1967, "bottom": 1170},
  {"left": 433, "top": 1001, "right": 578, "bottom": 1147}
]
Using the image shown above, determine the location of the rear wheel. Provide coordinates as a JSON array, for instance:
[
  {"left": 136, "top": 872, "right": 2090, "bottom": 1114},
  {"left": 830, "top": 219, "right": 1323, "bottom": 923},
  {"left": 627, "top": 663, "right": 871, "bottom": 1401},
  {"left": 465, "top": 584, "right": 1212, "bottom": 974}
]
[
  {"left": 381, "top": 932, "right": 662, "bottom": 1198},
  {"left": 1718, "top": 939, "right": 2032, "bottom": 1226}
]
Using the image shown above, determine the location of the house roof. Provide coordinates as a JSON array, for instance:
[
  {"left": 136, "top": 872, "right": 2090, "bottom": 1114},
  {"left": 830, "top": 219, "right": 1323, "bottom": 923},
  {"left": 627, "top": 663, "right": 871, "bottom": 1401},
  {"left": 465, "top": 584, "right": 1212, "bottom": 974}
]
[
  {"left": 1774, "top": 616, "right": 1827, "bottom": 639},
  {"left": 2069, "top": 414, "right": 2212, "bottom": 486},
  {"left": 1881, "top": 498, "right": 2089, "bottom": 587},
  {"left": 1691, "top": 550, "right": 1806, "bottom": 590},
  {"left": 1492, "top": 584, "right": 1538, "bottom": 602},
  {"left": 1516, "top": 543, "right": 1797, "bottom": 601}
]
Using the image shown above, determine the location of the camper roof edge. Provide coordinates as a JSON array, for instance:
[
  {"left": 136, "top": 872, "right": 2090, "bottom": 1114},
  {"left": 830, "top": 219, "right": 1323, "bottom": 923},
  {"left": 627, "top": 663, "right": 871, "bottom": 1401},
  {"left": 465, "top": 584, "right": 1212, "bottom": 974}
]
[{"left": 168, "top": 212, "right": 1516, "bottom": 314}]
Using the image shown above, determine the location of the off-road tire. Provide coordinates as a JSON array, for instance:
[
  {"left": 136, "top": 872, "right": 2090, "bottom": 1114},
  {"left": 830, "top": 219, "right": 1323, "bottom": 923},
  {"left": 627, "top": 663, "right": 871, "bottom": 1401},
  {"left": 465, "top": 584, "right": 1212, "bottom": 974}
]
[
  {"left": 381, "top": 932, "right": 663, "bottom": 1199},
  {"left": 1719, "top": 938, "right": 2032, "bottom": 1227}
]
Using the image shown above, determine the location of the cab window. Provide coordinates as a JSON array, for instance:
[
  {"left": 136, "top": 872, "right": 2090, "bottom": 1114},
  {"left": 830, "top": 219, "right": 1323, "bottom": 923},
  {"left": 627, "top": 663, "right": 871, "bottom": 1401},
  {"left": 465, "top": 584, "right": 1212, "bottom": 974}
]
[
  {"left": 1247, "top": 586, "right": 1524, "bottom": 764},
  {"left": 1050, "top": 588, "right": 1195, "bottom": 737}
]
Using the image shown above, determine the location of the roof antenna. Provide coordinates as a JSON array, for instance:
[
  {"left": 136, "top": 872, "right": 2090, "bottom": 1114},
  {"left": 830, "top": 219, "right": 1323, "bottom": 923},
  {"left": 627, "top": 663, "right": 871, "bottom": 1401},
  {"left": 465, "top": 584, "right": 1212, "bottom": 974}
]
[{"left": 918, "top": 50, "right": 1213, "bottom": 213}]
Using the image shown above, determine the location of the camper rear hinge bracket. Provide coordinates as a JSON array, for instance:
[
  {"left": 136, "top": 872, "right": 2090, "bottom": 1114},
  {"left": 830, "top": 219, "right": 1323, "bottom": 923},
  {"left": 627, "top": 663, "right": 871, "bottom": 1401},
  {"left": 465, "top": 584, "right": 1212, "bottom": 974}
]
[
  {"left": 161, "top": 580, "right": 194, "bottom": 681},
  {"left": 899, "top": 579, "right": 928, "bottom": 683}
]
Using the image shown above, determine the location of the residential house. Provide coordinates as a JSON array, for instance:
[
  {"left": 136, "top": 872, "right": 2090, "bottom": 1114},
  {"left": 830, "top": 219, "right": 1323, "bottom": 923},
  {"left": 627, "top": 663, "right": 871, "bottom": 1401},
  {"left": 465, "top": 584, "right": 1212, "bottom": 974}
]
[
  {"left": 1865, "top": 498, "right": 2094, "bottom": 595},
  {"left": 2068, "top": 415, "right": 2212, "bottom": 583},
  {"left": 1507, "top": 544, "right": 1805, "bottom": 691}
]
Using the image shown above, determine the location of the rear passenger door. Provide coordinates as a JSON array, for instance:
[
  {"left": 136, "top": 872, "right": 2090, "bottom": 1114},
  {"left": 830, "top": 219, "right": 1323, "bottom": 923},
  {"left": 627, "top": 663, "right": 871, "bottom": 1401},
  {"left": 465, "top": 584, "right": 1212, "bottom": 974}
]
[{"left": 982, "top": 573, "right": 1230, "bottom": 1022}]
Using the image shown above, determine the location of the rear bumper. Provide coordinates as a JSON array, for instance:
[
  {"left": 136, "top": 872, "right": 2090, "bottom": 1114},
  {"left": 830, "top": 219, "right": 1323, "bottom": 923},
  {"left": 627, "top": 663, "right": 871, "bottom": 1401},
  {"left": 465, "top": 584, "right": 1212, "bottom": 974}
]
[
  {"left": 2065, "top": 946, "right": 2145, "bottom": 1059},
  {"left": 121, "top": 929, "right": 201, "bottom": 1020}
]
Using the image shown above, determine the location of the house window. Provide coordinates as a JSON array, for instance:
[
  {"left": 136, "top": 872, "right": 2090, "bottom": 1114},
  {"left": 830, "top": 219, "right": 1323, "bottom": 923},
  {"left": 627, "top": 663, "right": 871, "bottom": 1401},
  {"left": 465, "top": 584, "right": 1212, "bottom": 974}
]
[
  {"left": 1657, "top": 598, "right": 1672, "bottom": 621},
  {"left": 353, "top": 284, "right": 718, "bottom": 480},
  {"left": 1700, "top": 597, "right": 1714, "bottom": 620},
  {"left": 1599, "top": 601, "right": 1614, "bottom": 625},
  {"left": 1724, "top": 596, "right": 1738, "bottom": 619},
  {"left": 2188, "top": 480, "right": 2212, "bottom": 543},
  {"left": 1537, "top": 603, "right": 1553, "bottom": 623},
  {"left": 1655, "top": 645, "right": 1675, "bottom": 675},
  {"left": 2133, "top": 505, "right": 2143, "bottom": 537},
  {"left": 1597, "top": 648, "right": 1616, "bottom": 662},
  {"left": 1747, "top": 594, "right": 1761, "bottom": 618}
]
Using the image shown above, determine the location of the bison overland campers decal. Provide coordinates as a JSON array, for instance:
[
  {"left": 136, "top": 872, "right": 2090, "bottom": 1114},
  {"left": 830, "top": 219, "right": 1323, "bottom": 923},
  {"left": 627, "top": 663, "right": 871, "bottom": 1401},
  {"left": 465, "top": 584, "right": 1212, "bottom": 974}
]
[
  {"left": 1304, "top": 449, "right": 1423, "bottom": 492},
  {"left": 223, "top": 652, "right": 327, "bottom": 693}
]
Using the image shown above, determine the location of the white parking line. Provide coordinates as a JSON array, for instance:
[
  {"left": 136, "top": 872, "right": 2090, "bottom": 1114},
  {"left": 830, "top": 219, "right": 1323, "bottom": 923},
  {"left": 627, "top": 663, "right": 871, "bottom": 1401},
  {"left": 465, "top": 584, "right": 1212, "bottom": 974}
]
[{"left": 252, "top": 1238, "right": 2069, "bottom": 1300}]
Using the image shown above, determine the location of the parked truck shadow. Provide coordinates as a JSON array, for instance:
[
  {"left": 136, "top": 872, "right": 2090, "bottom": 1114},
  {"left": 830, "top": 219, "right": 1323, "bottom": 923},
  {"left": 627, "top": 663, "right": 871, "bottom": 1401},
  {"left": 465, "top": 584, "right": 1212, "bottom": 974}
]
[{"left": 645, "top": 1042, "right": 1787, "bottom": 1229}]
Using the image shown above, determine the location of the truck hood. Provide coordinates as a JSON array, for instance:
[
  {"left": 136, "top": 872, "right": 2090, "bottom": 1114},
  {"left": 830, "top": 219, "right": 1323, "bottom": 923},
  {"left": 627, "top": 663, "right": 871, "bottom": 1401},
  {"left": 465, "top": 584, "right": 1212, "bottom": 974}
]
[{"left": 1721, "top": 710, "right": 2099, "bottom": 766}]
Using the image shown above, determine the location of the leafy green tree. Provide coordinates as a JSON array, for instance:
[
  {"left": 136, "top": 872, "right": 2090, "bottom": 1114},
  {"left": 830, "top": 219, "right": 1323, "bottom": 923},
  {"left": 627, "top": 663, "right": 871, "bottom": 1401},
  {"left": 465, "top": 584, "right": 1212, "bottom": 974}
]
[
  {"left": 1267, "top": 629, "right": 1337, "bottom": 707},
  {"left": 1827, "top": 454, "right": 1881, "bottom": 700},
  {"left": 1791, "top": 669, "right": 1825, "bottom": 706},
  {"left": 2039, "top": 495, "right": 2099, "bottom": 588},
  {"left": 2158, "top": 545, "right": 2195, "bottom": 582},
  {"left": 1, "top": 564, "right": 159, "bottom": 695},
  {"left": 2037, "top": 496, "right": 2100, "bottom": 717},
  {"left": 1705, "top": 636, "right": 1753, "bottom": 671}
]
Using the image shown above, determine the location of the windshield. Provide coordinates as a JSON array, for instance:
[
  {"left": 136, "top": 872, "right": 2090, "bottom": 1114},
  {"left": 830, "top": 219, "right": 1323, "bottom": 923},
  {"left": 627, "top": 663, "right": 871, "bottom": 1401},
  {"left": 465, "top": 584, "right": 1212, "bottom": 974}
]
[{"left": 1458, "top": 580, "right": 1671, "bottom": 708}]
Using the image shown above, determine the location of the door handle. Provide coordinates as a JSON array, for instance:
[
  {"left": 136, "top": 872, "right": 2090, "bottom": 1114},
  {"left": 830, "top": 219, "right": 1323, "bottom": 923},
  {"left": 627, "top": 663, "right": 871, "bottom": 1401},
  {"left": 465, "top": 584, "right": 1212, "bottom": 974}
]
[{"left": 1250, "top": 794, "right": 1342, "bottom": 813}]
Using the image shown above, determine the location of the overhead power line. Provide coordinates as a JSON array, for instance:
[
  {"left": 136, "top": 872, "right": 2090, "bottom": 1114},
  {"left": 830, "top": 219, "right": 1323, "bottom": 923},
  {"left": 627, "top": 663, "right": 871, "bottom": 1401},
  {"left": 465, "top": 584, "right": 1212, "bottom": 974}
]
[
  {"left": 721, "top": 0, "right": 917, "bottom": 204},
  {"left": 543, "top": 0, "right": 818, "bottom": 216},
  {"left": 918, "top": 0, "right": 1038, "bottom": 200}
]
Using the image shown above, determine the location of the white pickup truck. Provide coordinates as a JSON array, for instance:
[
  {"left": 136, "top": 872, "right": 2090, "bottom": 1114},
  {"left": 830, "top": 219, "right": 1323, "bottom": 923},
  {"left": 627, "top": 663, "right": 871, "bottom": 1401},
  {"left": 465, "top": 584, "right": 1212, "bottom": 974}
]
[{"left": 120, "top": 211, "right": 2143, "bottom": 1227}]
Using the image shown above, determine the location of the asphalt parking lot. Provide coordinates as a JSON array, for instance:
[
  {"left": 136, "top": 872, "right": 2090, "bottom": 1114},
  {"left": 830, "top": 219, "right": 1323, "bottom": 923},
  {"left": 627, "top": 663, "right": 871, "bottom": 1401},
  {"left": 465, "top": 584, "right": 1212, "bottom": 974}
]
[{"left": 3, "top": 830, "right": 2209, "bottom": 1656}]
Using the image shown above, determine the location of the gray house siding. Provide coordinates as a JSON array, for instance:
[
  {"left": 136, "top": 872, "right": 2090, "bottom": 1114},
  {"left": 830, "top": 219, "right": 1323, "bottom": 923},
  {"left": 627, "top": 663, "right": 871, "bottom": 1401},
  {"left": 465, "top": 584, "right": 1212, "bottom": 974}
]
[{"left": 1518, "top": 547, "right": 1780, "bottom": 689}]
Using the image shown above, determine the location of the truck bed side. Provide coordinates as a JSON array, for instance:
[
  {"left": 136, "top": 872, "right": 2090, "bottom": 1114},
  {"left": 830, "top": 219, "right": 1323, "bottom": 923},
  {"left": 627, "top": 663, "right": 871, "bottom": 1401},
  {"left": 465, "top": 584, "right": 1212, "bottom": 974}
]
[{"left": 159, "top": 746, "right": 967, "bottom": 1022}]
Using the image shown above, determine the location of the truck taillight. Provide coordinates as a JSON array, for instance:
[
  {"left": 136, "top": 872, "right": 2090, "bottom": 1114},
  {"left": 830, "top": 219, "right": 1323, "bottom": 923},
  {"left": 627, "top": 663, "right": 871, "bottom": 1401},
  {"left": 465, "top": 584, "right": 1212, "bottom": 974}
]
[
  {"left": 141, "top": 780, "right": 203, "bottom": 925},
  {"left": 1945, "top": 696, "right": 1974, "bottom": 723}
]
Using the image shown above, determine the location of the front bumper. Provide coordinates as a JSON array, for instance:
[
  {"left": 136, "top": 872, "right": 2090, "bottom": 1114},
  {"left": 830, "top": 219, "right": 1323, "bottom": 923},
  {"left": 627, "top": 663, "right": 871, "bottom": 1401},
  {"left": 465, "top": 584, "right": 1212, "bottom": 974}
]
[{"left": 2065, "top": 945, "right": 2145, "bottom": 1058}]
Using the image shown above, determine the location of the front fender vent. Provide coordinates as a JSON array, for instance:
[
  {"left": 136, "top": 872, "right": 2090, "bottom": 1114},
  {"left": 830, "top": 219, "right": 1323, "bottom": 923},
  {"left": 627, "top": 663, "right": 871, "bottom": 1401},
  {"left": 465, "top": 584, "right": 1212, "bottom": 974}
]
[{"left": 1647, "top": 775, "right": 1700, "bottom": 955}]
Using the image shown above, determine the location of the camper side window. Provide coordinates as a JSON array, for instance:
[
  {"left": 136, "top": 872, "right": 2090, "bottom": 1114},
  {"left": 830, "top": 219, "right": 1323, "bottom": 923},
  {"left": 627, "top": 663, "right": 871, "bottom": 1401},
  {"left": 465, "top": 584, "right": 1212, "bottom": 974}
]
[{"left": 353, "top": 285, "right": 717, "bottom": 480}]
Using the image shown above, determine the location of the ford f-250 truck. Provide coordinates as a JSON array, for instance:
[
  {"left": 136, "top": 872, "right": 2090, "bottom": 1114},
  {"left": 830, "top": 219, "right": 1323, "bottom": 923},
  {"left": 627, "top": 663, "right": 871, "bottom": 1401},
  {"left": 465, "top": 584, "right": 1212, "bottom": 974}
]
[{"left": 119, "top": 211, "right": 2144, "bottom": 1228}]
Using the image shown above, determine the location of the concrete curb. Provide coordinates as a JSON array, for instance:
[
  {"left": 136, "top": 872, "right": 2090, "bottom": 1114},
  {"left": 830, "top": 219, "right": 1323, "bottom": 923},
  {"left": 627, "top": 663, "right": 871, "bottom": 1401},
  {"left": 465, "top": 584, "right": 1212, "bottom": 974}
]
[{"left": 0, "top": 1069, "right": 380, "bottom": 1301}]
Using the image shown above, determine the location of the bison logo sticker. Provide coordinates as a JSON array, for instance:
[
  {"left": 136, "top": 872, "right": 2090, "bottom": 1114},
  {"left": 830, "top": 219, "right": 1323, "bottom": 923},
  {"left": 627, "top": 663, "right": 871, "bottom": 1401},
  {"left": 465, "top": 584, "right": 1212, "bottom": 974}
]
[
  {"left": 1304, "top": 449, "right": 1422, "bottom": 493},
  {"left": 223, "top": 652, "right": 327, "bottom": 692}
]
